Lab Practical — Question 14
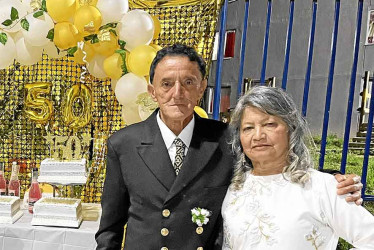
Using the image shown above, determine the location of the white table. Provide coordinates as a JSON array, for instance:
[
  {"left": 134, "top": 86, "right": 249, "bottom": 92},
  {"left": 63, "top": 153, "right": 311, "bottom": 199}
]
[{"left": 0, "top": 204, "right": 100, "bottom": 250}]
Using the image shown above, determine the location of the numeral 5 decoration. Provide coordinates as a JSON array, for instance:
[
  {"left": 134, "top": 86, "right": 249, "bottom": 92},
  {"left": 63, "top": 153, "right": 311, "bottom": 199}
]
[
  {"left": 24, "top": 82, "right": 53, "bottom": 124},
  {"left": 24, "top": 82, "right": 92, "bottom": 129}
]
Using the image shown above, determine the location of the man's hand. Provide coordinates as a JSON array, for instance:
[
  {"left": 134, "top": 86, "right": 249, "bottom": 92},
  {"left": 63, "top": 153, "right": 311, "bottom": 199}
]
[{"left": 335, "top": 174, "right": 363, "bottom": 205}]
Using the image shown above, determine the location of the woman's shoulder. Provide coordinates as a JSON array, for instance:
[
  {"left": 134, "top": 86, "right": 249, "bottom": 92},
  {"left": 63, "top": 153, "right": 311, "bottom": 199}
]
[{"left": 307, "top": 168, "right": 338, "bottom": 193}]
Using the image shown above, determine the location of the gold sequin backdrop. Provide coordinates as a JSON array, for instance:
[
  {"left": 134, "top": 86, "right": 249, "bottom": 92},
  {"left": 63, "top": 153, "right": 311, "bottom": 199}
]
[{"left": 0, "top": 0, "right": 222, "bottom": 203}]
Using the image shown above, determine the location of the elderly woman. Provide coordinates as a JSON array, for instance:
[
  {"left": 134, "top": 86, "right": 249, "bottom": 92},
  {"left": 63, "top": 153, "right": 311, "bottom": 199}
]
[{"left": 222, "top": 86, "right": 374, "bottom": 249}]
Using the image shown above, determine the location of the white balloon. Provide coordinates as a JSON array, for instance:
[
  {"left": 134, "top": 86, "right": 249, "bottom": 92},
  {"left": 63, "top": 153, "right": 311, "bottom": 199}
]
[
  {"left": 121, "top": 104, "right": 141, "bottom": 125},
  {"left": 21, "top": 12, "right": 54, "bottom": 46},
  {"left": 96, "top": 0, "right": 128, "bottom": 24},
  {"left": 115, "top": 73, "right": 147, "bottom": 106},
  {"left": 138, "top": 104, "right": 154, "bottom": 121},
  {"left": 0, "top": 0, "right": 31, "bottom": 33},
  {"left": 118, "top": 10, "right": 154, "bottom": 51},
  {"left": 87, "top": 54, "right": 108, "bottom": 79},
  {"left": 14, "top": 32, "right": 43, "bottom": 65},
  {"left": 0, "top": 32, "right": 16, "bottom": 69},
  {"left": 43, "top": 41, "right": 67, "bottom": 59}
]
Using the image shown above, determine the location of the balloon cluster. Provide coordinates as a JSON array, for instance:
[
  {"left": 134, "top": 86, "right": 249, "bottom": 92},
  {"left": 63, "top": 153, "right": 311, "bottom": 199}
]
[{"left": 0, "top": 0, "right": 162, "bottom": 125}]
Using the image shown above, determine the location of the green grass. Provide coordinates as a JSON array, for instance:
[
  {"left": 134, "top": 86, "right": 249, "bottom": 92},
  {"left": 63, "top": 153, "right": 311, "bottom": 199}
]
[{"left": 311, "top": 135, "right": 374, "bottom": 249}]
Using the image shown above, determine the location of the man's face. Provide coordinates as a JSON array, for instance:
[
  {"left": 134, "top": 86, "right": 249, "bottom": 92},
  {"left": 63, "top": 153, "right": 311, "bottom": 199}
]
[{"left": 148, "top": 56, "right": 207, "bottom": 125}]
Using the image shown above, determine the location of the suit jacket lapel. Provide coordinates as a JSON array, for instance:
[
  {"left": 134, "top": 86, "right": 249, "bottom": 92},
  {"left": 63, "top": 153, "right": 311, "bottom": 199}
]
[
  {"left": 137, "top": 111, "right": 175, "bottom": 191},
  {"left": 165, "top": 114, "right": 219, "bottom": 204}
]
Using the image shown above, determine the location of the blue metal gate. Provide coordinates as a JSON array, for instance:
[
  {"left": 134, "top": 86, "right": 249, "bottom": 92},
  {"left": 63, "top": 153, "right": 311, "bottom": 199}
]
[{"left": 212, "top": 0, "right": 373, "bottom": 201}]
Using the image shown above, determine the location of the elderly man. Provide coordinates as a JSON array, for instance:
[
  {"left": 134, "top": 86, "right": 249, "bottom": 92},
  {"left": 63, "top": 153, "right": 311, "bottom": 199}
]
[{"left": 95, "top": 44, "right": 362, "bottom": 250}]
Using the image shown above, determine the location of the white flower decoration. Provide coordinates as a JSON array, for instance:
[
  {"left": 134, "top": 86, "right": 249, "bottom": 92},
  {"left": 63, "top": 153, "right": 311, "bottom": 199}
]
[{"left": 191, "top": 207, "right": 212, "bottom": 227}]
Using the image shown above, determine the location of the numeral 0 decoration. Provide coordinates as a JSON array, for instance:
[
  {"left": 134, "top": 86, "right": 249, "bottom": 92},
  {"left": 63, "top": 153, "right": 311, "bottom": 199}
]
[{"left": 62, "top": 84, "right": 92, "bottom": 129}]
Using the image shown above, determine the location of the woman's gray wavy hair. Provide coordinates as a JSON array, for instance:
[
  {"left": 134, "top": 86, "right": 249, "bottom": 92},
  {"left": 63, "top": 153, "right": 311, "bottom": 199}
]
[{"left": 229, "top": 86, "right": 313, "bottom": 190}]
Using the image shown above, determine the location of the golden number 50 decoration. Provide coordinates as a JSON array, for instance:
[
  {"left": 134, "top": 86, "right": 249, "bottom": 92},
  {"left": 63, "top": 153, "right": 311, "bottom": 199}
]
[
  {"left": 24, "top": 82, "right": 92, "bottom": 129},
  {"left": 62, "top": 84, "right": 92, "bottom": 129},
  {"left": 44, "top": 132, "right": 91, "bottom": 160},
  {"left": 24, "top": 82, "right": 53, "bottom": 124}
]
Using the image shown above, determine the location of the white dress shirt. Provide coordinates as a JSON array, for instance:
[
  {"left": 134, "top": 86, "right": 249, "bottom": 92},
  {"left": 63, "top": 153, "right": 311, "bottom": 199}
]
[{"left": 156, "top": 111, "right": 194, "bottom": 165}]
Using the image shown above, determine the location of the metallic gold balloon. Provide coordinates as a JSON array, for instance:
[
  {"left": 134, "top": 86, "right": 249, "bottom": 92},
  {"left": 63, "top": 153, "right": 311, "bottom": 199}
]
[
  {"left": 103, "top": 53, "right": 124, "bottom": 80},
  {"left": 149, "top": 43, "right": 162, "bottom": 51},
  {"left": 46, "top": 0, "right": 76, "bottom": 22},
  {"left": 74, "top": 5, "right": 102, "bottom": 35},
  {"left": 62, "top": 84, "right": 93, "bottom": 129},
  {"left": 72, "top": 42, "right": 95, "bottom": 64},
  {"left": 24, "top": 82, "right": 53, "bottom": 124},
  {"left": 93, "top": 29, "right": 119, "bottom": 56},
  {"left": 151, "top": 15, "right": 161, "bottom": 40},
  {"left": 194, "top": 106, "right": 208, "bottom": 118},
  {"left": 76, "top": 0, "right": 98, "bottom": 9},
  {"left": 127, "top": 45, "right": 157, "bottom": 77},
  {"left": 53, "top": 22, "right": 80, "bottom": 50}
]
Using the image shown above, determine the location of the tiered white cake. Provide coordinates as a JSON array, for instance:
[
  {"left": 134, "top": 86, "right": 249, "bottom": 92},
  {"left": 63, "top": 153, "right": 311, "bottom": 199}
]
[
  {"left": 38, "top": 158, "right": 87, "bottom": 185},
  {"left": 0, "top": 196, "right": 23, "bottom": 224},
  {"left": 31, "top": 197, "right": 83, "bottom": 228}
]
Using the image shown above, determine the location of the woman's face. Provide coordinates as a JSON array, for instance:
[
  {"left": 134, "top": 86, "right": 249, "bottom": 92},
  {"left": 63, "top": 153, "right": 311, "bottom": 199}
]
[{"left": 240, "top": 106, "right": 289, "bottom": 167}]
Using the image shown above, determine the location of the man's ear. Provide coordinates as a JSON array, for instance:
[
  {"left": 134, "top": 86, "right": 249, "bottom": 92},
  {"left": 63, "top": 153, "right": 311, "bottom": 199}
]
[
  {"left": 199, "top": 79, "right": 208, "bottom": 99},
  {"left": 148, "top": 84, "right": 157, "bottom": 102}
]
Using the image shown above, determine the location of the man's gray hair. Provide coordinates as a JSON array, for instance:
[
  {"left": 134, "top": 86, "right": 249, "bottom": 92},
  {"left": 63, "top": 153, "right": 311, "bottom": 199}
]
[{"left": 229, "top": 86, "right": 313, "bottom": 190}]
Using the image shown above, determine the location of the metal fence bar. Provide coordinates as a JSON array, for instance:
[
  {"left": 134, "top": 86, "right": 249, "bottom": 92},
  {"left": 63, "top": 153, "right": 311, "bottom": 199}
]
[
  {"left": 260, "top": 0, "right": 272, "bottom": 85},
  {"left": 340, "top": 0, "right": 364, "bottom": 174},
  {"left": 302, "top": 0, "right": 318, "bottom": 117},
  {"left": 319, "top": 0, "right": 341, "bottom": 170},
  {"left": 362, "top": 72, "right": 374, "bottom": 201},
  {"left": 212, "top": 0, "right": 228, "bottom": 120},
  {"left": 281, "top": 0, "right": 295, "bottom": 90},
  {"left": 237, "top": 0, "right": 251, "bottom": 98}
]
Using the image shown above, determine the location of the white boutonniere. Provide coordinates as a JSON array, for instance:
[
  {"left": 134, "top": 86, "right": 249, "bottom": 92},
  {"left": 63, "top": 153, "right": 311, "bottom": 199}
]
[{"left": 191, "top": 207, "right": 212, "bottom": 227}]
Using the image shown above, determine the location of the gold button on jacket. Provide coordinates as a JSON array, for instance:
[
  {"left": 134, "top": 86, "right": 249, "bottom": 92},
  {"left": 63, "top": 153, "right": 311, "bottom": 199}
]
[
  {"left": 162, "top": 209, "right": 170, "bottom": 217},
  {"left": 196, "top": 226, "right": 203, "bottom": 234},
  {"left": 161, "top": 247, "right": 168, "bottom": 250},
  {"left": 197, "top": 247, "right": 203, "bottom": 250},
  {"left": 161, "top": 228, "right": 169, "bottom": 236}
]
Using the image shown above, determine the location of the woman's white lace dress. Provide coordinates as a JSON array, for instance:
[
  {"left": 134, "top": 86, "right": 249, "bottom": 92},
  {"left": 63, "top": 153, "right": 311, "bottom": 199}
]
[{"left": 222, "top": 169, "right": 374, "bottom": 249}]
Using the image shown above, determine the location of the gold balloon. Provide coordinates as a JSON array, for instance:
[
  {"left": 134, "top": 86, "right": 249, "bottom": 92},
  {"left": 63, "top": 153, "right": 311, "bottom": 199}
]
[
  {"left": 72, "top": 42, "right": 95, "bottom": 64},
  {"left": 46, "top": 0, "right": 76, "bottom": 22},
  {"left": 76, "top": 0, "right": 98, "bottom": 9},
  {"left": 194, "top": 106, "right": 208, "bottom": 119},
  {"left": 103, "top": 53, "right": 124, "bottom": 80},
  {"left": 63, "top": 84, "right": 93, "bottom": 129},
  {"left": 151, "top": 15, "right": 161, "bottom": 40},
  {"left": 24, "top": 82, "right": 53, "bottom": 124},
  {"left": 127, "top": 45, "right": 157, "bottom": 77},
  {"left": 74, "top": 5, "right": 102, "bottom": 35},
  {"left": 93, "top": 29, "right": 119, "bottom": 56},
  {"left": 149, "top": 43, "right": 162, "bottom": 52},
  {"left": 54, "top": 22, "right": 79, "bottom": 50}
]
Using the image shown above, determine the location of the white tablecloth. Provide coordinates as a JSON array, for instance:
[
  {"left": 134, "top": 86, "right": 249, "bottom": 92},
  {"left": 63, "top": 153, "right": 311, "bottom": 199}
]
[{"left": 0, "top": 204, "right": 100, "bottom": 250}]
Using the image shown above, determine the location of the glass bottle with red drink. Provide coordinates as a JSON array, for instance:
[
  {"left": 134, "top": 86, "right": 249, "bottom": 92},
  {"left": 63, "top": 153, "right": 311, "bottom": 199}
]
[
  {"left": 8, "top": 162, "right": 20, "bottom": 196},
  {"left": 28, "top": 168, "right": 42, "bottom": 213},
  {"left": 0, "top": 163, "right": 6, "bottom": 195}
]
